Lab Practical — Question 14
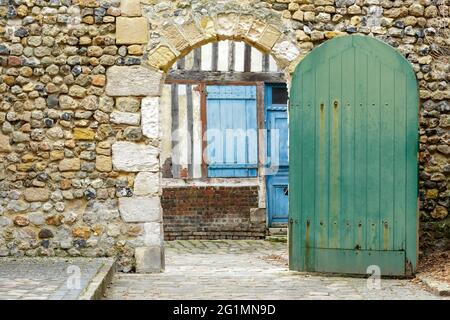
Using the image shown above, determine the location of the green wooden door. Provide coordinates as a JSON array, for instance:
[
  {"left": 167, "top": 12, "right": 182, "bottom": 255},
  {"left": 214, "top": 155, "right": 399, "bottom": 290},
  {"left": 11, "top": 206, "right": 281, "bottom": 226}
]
[{"left": 289, "top": 35, "right": 419, "bottom": 276}]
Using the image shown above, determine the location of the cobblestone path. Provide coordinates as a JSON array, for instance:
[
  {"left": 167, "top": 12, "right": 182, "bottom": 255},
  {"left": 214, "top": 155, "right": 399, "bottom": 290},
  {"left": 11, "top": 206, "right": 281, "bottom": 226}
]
[
  {"left": 104, "top": 240, "right": 443, "bottom": 300},
  {"left": 0, "top": 257, "right": 108, "bottom": 300}
]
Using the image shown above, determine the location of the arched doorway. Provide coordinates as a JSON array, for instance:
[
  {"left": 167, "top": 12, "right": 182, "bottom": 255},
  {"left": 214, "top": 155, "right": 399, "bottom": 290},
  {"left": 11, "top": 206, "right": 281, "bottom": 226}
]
[
  {"left": 108, "top": 9, "right": 304, "bottom": 272},
  {"left": 289, "top": 35, "right": 419, "bottom": 276},
  {"left": 160, "top": 39, "right": 290, "bottom": 244}
]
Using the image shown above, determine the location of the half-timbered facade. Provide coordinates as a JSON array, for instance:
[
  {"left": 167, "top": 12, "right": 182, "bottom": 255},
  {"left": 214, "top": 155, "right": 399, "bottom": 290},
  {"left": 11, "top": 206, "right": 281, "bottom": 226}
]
[{"left": 160, "top": 41, "right": 289, "bottom": 240}]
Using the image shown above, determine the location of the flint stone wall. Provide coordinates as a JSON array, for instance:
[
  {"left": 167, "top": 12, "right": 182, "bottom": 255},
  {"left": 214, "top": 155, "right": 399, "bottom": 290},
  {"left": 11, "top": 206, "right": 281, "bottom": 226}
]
[{"left": 0, "top": 0, "right": 449, "bottom": 272}]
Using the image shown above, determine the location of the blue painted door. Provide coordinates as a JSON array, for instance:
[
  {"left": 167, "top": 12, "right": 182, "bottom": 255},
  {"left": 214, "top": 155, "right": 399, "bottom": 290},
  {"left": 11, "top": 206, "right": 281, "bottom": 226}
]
[
  {"left": 206, "top": 85, "right": 258, "bottom": 177},
  {"left": 265, "top": 85, "right": 289, "bottom": 226}
]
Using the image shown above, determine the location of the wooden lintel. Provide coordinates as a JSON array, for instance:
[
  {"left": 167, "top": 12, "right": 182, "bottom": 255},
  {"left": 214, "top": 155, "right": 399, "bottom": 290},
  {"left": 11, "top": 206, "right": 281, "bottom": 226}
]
[{"left": 165, "top": 70, "right": 285, "bottom": 84}]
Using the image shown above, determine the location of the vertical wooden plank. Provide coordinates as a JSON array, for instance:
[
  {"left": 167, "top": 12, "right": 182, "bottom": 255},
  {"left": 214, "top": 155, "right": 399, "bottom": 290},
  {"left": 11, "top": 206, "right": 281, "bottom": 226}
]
[
  {"left": 289, "top": 70, "right": 303, "bottom": 271},
  {"left": 233, "top": 97, "right": 245, "bottom": 165},
  {"left": 193, "top": 47, "right": 201, "bottom": 71},
  {"left": 301, "top": 66, "right": 316, "bottom": 270},
  {"left": 211, "top": 42, "right": 219, "bottom": 71},
  {"left": 265, "top": 86, "right": 273, "bottom": 170},
  {"left": 340, "top": 47, "right": 355, "bottom": 249},
  {"left": 246, "top": 96, "right": 258, "bottom": 167},
  {"left": 405, "top": 71, "right": 419, "bottom": 271},
  {"left": 366, "top": 57, "right": 381, "bottom": 251},
  {"left": 393, "top": 70, "right": 407, "bottom": 251},
  {"left": 295, "top": 71, "right": 304, "bottom": 271},
  {"left": 328, "top": 53, "right": 342, "bottom": 249},
  {"left": 223, "top": 89, "right": 234, "bottom": 164},
  {"left": 171, "top": 83, "right": 180, "bottom": 178},
  {"left": 257, "top": 83, "right": 265, "bottom": 171},
  {"left": 184, "top": 51, "right": 194, "bottom": 70},
  {"left": 276, "top": 113, "right": 289, "bottom": 166},
  {"left": 380, "top": 63, "right": 395, "bottom": 251},
  {"left": 186, "top": 84, "right": 194, "bottom": 178},
  {"left": 354, "top": 50, "right": 368, "bottom": 250},
  {"left": 206, "top": 95, "right": 222, "bottom": 170},
  {"left": 192, "top": 86, "right": 202, "bottom": 178},
  {"left": 228, "top": 41, "right": 235, "bottom": 72},
  {"left": 177, "top": 56, "right": 185, "bottom": 70},
  {"left": 244, "top": 44, "right": 252, "bottom": 72},
  {"left": 200, "top": 83, "right": 208, "bottom": 178},
  {"left": 315, "top": 57, "right": 330, "bottom": 249},
  {"left": 262, "top": 54, "right": 270, "bottom": 72}
]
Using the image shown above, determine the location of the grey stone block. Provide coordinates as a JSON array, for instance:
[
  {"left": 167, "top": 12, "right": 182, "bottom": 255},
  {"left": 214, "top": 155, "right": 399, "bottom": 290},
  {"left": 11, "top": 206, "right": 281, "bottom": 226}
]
[
  {"left": 135, "top": 246, "right": 165, "bottom": 273},
  {"left": 250, "top": 208, "right": 266, "bottom": 223}
]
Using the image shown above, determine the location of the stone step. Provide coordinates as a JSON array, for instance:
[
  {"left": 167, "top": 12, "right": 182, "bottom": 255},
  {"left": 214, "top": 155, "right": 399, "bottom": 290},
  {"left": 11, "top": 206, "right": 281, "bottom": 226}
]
[
  {"left": 265, "top": 235, "right": 287, "bottom": 243},
  {"left": 268, "top": 227, "right": 288, "bottom": 236}
]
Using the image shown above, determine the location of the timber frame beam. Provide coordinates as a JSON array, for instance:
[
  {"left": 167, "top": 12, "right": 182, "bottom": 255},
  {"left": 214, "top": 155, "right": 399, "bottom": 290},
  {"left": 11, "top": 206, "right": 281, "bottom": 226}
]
[{"left": 165, "top": 70, "right": 285, "bottom": 84}]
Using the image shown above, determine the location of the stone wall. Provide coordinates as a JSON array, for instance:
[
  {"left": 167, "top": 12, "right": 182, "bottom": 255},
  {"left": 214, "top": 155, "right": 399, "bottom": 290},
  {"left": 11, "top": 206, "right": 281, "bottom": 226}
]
[
  {"left": 0, "top": 0, "right": 449, "bottom": 272},
  {"left": 161, "top": 186, "right": 265, "bottom": 240}
]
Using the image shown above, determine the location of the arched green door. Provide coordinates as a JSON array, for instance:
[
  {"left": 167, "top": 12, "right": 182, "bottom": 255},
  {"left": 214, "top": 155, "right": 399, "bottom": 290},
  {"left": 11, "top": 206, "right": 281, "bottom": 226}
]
[{"left": 289, "top": 35, "right": 419, "bottom": 276}]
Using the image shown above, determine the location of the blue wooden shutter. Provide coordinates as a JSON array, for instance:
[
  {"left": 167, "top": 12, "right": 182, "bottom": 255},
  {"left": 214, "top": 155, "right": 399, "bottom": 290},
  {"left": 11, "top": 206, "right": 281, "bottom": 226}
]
[{"left": 206, "top": 85, "right": 258, "bottom": 177}]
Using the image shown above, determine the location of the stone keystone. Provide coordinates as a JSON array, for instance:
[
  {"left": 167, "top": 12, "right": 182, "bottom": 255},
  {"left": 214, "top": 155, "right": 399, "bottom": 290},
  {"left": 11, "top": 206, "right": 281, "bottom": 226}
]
[{"left": 259, "top": 25, "right": 282, "bottom": 51}]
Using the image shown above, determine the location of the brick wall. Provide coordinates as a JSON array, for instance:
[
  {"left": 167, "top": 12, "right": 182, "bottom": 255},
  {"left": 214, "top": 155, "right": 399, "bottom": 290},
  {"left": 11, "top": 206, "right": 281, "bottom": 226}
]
[{"left": 161, "top": 186, "right": 266, "bottom": 240}]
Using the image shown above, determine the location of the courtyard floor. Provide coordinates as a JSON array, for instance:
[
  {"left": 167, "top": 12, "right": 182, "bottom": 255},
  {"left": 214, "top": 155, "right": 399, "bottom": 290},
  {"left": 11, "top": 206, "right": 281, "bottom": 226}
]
[
  {"left": 0, "top": 257, "right": 114, "bottom": 300},
  {"left": 104, "top": 240, "right": 443, "bottom": 300}
]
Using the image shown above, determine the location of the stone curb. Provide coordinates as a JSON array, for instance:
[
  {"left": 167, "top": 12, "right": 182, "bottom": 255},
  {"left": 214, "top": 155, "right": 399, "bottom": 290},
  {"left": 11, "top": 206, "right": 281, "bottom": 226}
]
[
  {"left": 417, "top": 275, "right": 450, "bottom": 297},
  {"left": 78, "top": 258, "right": 117, "bottom": 300}
]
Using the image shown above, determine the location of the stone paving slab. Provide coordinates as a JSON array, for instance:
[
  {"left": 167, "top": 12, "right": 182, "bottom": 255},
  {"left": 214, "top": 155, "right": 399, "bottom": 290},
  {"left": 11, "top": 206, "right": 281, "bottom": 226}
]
[
  {"left": 105, "top": 240, "right": 445, "bottom": 300},
  {"left": 417, "top": 275, "right": 450, "bottom": 296},
  {"left": 0, "top": 257, "right": 114, "bottom": 300}
]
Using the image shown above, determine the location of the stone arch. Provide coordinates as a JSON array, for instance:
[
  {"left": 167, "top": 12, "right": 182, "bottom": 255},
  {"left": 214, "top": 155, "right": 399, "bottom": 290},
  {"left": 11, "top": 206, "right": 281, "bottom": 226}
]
[
  {"left": 107, "top": 0, "right": 321, "bottom": 273},
  {"left": 139, "top": 0, "right": 304, "bottom": 75}
]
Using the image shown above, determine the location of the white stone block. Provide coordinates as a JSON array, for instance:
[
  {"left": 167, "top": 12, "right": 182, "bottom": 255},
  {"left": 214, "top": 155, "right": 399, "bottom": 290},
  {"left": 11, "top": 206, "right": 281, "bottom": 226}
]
[
  {"left": 135, "top": 246, "right": 164, "bottom": 273},
  {"left": 143, "top": 222, "right": 163, "bottom": 246},
  {"left": 118, "top": 196, "right": 162, "bottom": 222},
  {"left": 272, "top": 40, "right": 301, "bottom": 62},
  {"left": 112, "top": 142, "right": 159, "bottom": 172},
  {"left": 110, "top": 111, "right": 140, "bottom": 125},
  {"left": 141, "top": 97, "right": 160, "bottom": 139},
  {"left": 134, "top": 172, "right": 160, "bottom": 196},
  {"left": 106, "top": 66, "right": 163, "bottom": 96}
]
